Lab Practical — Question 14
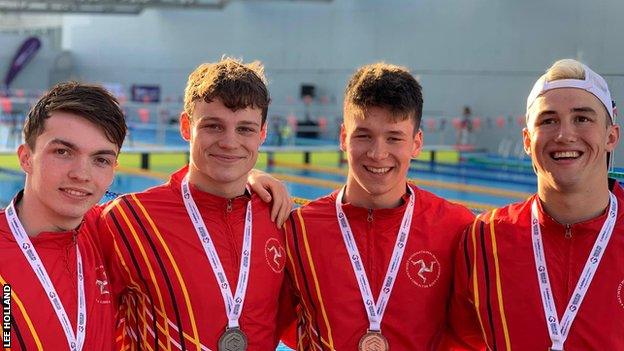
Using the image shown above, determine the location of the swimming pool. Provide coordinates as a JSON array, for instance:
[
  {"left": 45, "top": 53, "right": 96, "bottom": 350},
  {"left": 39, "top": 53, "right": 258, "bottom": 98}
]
[
  {"left": 1, "top": 159, "right": 536, "bottom": 211},
  {"left": 0, "top": 163, "right": 537, "bottom": 351}
]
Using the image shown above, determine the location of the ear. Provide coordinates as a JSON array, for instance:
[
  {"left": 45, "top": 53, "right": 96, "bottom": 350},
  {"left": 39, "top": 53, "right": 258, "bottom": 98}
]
[
  {"left": 339, "top": 123, "right": 347, "bottom": 151},
  {"left": 605, "top": 124, "right": 620, "bottom": 152},
  {"left": 411, "top": 129, "right": 423, "bottom": 158},
  {"left": 17, "top": 144, "right": 33, "bottom": 174},
  {"left": 260, "top": 124, "right": 268, "bottom": 144},
  {"left": 522, "top": 127, "right": 532, "bottom": 155},
  {"left": 180, "top": 112, "right": 191, "bottom": 141}
]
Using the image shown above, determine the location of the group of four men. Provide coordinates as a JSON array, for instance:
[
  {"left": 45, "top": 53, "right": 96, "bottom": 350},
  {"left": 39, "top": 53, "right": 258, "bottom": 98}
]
[{"left": 0, "top": 56, "right": 622, "bottom": 351}]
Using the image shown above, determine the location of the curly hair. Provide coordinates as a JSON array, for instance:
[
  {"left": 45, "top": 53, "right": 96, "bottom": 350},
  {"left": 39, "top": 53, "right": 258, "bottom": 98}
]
[{"left": 183, "top": 57, "right": 270, "bottom": 125}]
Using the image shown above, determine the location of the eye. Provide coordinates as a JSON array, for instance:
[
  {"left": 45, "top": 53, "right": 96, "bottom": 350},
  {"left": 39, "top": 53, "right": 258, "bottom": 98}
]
[
  {"left": 576, "top": 115, "right": 591, "bottom": 123},
  {"left": 353, "top": 134, "right": 370, "bottom": 140},
  {"left": 237, "top": 126, "right": 257, "bottom": 134},
  {"left": 201, "top": 123, "right": 223, "bottom": 131},
  {"left": 538, "top": 117, "right": 557, "bottom": 126},
  {"left": 54, "top": 148, "right": 71, "bottom": 156},
  {"left": 388, "top": 137, "right": 403, "bottom": 142},
  {"left": 94, "top": 157, "right": 113, "bottom": 167}
]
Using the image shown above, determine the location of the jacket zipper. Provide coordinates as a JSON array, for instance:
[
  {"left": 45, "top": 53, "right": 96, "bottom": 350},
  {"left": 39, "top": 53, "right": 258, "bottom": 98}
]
[{"left": 225, "top": 199, "right": 239, "bottom": 269}]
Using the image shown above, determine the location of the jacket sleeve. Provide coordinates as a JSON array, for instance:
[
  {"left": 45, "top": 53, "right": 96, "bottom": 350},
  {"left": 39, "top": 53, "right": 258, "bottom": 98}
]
[
  {"left": 277, "top": 269, "right": 299, "bottom": 349},
  {"left": 97, "top": 200, "right": 133, "bottom": 299},
  {"left": 441, "top": 221, "right": 486, "bottom": 350}
]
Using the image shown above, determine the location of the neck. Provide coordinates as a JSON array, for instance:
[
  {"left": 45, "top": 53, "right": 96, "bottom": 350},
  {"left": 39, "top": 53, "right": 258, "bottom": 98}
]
[
  {"left": 343, "top": 178, "right": 407, "bottom": 209},
  {"left": 187, "top": 167, "right": 246, "bottom": 199},
  {"left": 16, "top": 189, "right": 81, "bottom": 237},
  {"left": 538, "top": 184, "right": 610, "bottom": 225}
]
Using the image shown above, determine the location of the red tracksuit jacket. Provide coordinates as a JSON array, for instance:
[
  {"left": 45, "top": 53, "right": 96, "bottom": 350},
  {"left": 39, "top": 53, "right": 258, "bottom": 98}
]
[
  {"left": 98, "top": 166, "right": 293, "bottom": 351},
  {"left": 284, "top": 185, "right": 482, "bottom": 350},
  {"left": 0, "top": 192, "right": 114, "bottom": 351},
  {"left": 450, "top": 182, "right": 624, "bottom": 350}
]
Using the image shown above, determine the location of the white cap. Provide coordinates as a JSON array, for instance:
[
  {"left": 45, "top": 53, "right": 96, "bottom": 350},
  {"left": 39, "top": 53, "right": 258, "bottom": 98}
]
[{"left": 526, "top": 63, "right": 615, "bottom": 123}]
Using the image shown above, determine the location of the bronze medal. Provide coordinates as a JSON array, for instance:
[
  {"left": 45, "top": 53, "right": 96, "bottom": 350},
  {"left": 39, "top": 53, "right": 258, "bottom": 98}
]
[
  {"left": 358, "top": 330, "right": 389, "bottom": 351},
  {"left": 218, "top": 327, "right": 248, "bottom": 351}
]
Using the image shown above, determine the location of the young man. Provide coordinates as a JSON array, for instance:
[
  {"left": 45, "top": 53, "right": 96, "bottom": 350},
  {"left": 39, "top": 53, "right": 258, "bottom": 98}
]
[
  {"left": 98, "top": 58, "right": 293, "bottom": 350},
  {"left": 283, "top": 63, "right": 480, "bottom": 350},
  {"left": 450, "top": 59, "right": 623, "bottom": 350},
  {"left": 0, "top": 82, "right": 126, "bottom": 350}
]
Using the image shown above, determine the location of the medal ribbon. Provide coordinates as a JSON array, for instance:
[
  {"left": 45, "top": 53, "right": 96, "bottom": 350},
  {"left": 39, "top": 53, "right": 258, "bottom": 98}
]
[
  {"left": 531, "top": 192, "right": 617, "bottom": 350},
  {"left": 181, "top": 178, "right": 252, "bottom": 328},
  {"left": 335, "top": 185, "right": 415, "bottom": 331},
  {"left": 5, "top": 200, "right": 86, "bottom": 351}
]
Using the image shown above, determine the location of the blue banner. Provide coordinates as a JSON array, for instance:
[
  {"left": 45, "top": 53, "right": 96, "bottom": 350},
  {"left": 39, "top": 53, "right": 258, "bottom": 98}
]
[{"left": 3, "top": 36, "right": 42, "bottom": 89}]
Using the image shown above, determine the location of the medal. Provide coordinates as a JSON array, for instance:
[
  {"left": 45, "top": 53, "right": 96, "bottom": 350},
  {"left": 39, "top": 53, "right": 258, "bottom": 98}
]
[
  {"left": 358, "top": 330, "right": 389, "bottom": 351},
  {"left": 182, "top": 178, "right": 253, "bottom": 345},
  {"left": 218, "top": 327, "right": 248, "bottom": 351},
  {"left": 336, "top": 185, "right": 415, "bottom": 348}
]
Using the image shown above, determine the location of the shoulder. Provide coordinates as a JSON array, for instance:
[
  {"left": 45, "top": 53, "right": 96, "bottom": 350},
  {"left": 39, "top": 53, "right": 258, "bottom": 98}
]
[
  {"left": 413, "top": 186, "right": 475, "bottom": 224},
  {"left": 100, "top": 182, "right": 174, "bottom": 217},
  {"left": 296, "top": 193, "right": 336, "bottom": 220},
  {"left": 477, "top": 199, "right": 530, "bottom": 227}
]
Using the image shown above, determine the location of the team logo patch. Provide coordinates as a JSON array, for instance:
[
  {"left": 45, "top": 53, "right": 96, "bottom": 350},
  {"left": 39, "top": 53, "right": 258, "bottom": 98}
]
[
  {"left": 406, "top": 250, "right": 440, "bottom": 288},
  {"left": 264, "top": 238, "right": 286, "bottom": 273},
  {"left": 618, "top": 279, "right": 624, "bottom": 309},
  {"left": 95, "top": 265, "right": 112, "bottom": 304}
]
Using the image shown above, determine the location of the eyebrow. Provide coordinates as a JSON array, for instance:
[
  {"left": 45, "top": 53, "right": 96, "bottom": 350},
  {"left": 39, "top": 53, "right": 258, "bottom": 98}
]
[
  {"left": 50, "top": 138, "right": 118, "bottom": 157},
  {"left": 353, "top": 127, "right": 408, "bottom": 135},
  {"left": 198, "top": 116, "right": 261, "bottom": 127},
  {"left": 537, "top": 106, "right": 598, "bottom": 118},
  {"left": 571, "top": 107, "right": 597, "bottom": 114}
]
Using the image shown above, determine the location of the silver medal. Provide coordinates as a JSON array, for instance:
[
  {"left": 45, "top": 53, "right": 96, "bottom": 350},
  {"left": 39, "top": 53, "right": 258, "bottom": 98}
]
[{"left": 218, "top": 327, "right": 248, "bottom": 351}]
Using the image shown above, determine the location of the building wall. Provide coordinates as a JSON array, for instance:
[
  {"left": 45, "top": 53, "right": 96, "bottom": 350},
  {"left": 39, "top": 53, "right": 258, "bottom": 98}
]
[
  {"left": 11, "top": 0, "right": 624, "bottom": 161},
  {"left": 0, "top": 29, "right": 62, "bottom": 93}
]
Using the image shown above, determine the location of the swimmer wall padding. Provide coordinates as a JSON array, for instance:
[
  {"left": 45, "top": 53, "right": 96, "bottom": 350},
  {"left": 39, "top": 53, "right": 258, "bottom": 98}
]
[{"left": 3, "top": 36, "right": 42, "bottom": 89}]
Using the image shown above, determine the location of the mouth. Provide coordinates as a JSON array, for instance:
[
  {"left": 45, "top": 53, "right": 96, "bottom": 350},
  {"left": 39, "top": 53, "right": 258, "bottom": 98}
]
[
  {"left": 364, "top": 165, "right": 393, "bottom": 175},
  {"left": 59, "top": 187, "right": 92, "bottom": 198},
  {"left": 210, "top": 154, "right": 245, "bottom": 162},
  {"left": 550, "top": 150, "right": 582, "bottom": 161}
]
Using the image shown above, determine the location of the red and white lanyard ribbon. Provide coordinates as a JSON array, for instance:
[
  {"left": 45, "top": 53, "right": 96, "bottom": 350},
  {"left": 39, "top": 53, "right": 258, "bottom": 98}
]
[
  {"left": 181, "top": 178, "right": 252, "bottom": 329},
  {"left": 5, "top": 200, "right": 86, "bottom": 351},
  {"left": 531, "top": 192, "right": 617, "bottom": 351},
  {"left": 335, "top": 185, "right": 415, "bottom": 332}
]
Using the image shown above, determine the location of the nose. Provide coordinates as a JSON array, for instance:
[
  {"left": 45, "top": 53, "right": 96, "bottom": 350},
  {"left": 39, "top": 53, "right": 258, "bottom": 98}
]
[
  {"left": 554, "top": 120, "right": 577, "bottom": 143},
  {"left": 217, "top": 129, "right": 239, "bottom": 149},
  {"left": 366, "top": 139, "right": 389, "bottom": 160},
  {"left": 68, "top": 157, "right": 91, "bottom": 182}
]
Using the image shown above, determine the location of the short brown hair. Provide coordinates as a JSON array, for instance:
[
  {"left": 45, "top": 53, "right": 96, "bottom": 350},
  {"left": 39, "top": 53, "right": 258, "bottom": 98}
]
[
  {"left": 183, "top": 57, "right": 270, "bottom": 125},
  {"left": 344, "top": 62, "right": 423, "bottom": 130},
  {"left": 24, "top": 81, "right": 127, "bottom": 150}
]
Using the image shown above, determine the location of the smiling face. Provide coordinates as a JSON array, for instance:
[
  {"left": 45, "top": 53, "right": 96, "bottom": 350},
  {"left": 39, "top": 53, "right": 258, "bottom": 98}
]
[
  {"left": 341, "top": 106, "right": 422, "bottom": 208},
  {"left": 524, "top": 88, "right": 620, "bottom": 193},
  {"left": 18, "top": 112, "right": 119, "bottom": 231},
  {"left": 180, "top": 98, "right": 266, "bottom": 198}
]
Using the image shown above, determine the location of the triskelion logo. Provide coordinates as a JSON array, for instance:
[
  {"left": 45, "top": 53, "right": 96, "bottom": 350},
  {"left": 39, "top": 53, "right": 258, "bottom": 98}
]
[
  {"left": 265, "top": 238, "right": 286, "bottom": 273},
  {"left": 618, "top": 279, "right": 624, "bottom": 309},
  {"left": 406, "top": 251, "right": 440, "bottom": 288},
  {"left": 95, "top": 265, "right": 112, "bottom": 304}
]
